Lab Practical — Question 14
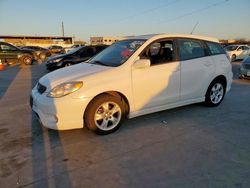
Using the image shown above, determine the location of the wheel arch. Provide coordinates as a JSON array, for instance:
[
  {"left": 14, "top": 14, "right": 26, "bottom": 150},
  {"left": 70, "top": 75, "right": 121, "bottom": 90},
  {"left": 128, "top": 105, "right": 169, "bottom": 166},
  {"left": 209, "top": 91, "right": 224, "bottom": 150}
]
[
  {"left": 84, "top": 91, "right": 130, "bottom": 118},
  {"left": 206, "top": 75, "right": 227, "bottom": 97}
]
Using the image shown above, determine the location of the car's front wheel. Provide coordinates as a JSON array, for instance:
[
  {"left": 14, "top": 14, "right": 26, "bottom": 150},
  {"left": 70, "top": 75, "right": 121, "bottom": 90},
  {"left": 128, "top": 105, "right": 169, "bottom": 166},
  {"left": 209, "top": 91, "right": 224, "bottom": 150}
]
[
  {"left": 21, "top": 55, "right": 33, "bottom": 65},
  {"left": 231, "top": 54, "right": 236, "bottom": 62},
  {"left": 84, "top": 94, "right": 125, "bottom": 135},
  {"left": 205, "top": 80, "right": 225, "bottom": 107},
  {"left": 39, "top": 53, "right": 46, "bottom": 60},
  {"left": 64, "top": 62, "right": 71, "bottom": 67}
]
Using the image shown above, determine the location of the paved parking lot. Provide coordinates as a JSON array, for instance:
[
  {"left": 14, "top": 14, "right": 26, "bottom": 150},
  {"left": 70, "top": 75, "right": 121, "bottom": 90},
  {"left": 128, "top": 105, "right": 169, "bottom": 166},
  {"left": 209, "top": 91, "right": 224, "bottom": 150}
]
[{"left": 0, "top": 62, "right": 250, "bottom": 188}]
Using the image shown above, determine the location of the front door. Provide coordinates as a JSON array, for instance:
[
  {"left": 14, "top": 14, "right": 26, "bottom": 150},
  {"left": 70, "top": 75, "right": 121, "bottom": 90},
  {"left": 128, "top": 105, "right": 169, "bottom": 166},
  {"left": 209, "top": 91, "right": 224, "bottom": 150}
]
[
  {"left": 0, "top": 43, "right": 19, "bottom": 63},
  {"left": 132, "top": 39, "right": 180, "bottom": 111}
]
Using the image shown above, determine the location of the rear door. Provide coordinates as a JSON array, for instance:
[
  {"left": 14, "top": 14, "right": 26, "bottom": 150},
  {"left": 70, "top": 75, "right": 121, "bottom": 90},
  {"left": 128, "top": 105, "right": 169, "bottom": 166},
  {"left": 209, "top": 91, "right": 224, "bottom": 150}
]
[{"left": 178, "top": 38, "right": 215, "bottom": 101}]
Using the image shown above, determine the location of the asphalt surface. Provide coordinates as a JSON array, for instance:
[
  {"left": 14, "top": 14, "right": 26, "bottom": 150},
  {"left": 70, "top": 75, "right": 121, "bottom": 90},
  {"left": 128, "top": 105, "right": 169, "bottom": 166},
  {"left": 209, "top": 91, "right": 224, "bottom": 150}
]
[{"left": 0, "top": 61, "right": 250, "bottom": 188}]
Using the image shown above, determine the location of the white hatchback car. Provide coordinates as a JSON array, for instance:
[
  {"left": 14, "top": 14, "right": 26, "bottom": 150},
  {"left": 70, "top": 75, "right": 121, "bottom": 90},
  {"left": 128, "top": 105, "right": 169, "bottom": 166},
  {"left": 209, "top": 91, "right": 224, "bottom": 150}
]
[
  {"left": 225, "top": 45, "right": 250, "bottom": 61},
  {"left": 31, "top": 34, "right": 233, "bottom": 134}
]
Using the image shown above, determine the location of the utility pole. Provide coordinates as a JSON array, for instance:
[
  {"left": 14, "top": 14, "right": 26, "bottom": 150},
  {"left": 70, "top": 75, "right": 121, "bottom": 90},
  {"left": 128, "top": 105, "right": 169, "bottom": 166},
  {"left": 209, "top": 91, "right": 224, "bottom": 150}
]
[{"left": 62, "top": 21, "right": 65, "bottom": 37}]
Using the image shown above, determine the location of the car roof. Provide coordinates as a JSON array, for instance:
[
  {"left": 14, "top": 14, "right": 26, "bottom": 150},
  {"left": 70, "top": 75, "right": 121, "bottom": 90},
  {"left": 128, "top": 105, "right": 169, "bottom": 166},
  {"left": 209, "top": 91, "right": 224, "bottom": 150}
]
[{"left": 124, "top": 33, "right": 219, "bottom": 43}]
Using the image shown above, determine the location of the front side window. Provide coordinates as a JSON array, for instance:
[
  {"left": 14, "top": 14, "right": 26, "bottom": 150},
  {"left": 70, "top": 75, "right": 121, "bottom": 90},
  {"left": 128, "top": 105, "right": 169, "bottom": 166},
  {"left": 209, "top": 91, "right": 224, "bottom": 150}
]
[
  {"left": 225, "top": 45, "right": 238, "bottom": 51},
  {"left": 89, "top": 40, "right": 145, "bottom": 67},
  {"left": 206, "top": 42, "right": 225, "bottom": 55},
  {"left": 0, "top": 44, "right": 17, "bottom": 51},
  {"left": 178, "top": 39, "right": 206, "bottom": 60},
  {"left": 141, "top": 40, "right": 174, "bottom": 65}
]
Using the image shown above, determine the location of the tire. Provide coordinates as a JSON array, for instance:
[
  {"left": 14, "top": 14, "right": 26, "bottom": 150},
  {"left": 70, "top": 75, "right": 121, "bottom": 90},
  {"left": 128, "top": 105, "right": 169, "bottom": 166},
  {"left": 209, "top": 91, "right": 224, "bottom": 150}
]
[
  {"left": 205, "top": 79, "right": 226, "bottom": 107},
  {"left": 84, "top": 94, "right": 125, "bottom": 135},
  {"left": 64, "top": 62, "right": 71, "bottom": 67},
  {"left": 231, "top": 54, "right": 236, "bottom": 62},
  {"left": 21, "top": 55, "right": 33, "bottom": 65},
  {"left": 39, "top": 53, "right": 46, "bottom": 60}
]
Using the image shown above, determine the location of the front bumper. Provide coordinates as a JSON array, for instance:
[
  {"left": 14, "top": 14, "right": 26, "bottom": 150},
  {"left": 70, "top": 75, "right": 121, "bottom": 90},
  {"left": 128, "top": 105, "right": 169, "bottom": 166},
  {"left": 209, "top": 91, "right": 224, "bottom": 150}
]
[
  {"left": 31, "top": 88, "right": 92, "bottom": 130},
  {"left": 239, "top": 68, "right": 250, "bottom": 79}
]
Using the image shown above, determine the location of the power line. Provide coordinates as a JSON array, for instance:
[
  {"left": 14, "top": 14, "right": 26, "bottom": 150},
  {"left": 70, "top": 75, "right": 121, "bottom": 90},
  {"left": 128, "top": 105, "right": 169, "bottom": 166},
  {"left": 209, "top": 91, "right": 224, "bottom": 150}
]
[
  {"left": 159, "top": 0, "right": 229, "bottom": 23},
  {"left": 113, "top": 0, "right": 182, "bottom": 23}
]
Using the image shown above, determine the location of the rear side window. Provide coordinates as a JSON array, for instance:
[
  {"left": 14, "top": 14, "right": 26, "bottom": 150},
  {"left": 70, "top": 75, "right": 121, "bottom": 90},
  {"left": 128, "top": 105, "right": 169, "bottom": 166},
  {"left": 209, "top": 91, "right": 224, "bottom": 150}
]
[
  {"left": 178, "top": 39, "right": 206, "bottom": 60},
  {"left": 206, "top": 42, "right": 225, "bottom": 55}
]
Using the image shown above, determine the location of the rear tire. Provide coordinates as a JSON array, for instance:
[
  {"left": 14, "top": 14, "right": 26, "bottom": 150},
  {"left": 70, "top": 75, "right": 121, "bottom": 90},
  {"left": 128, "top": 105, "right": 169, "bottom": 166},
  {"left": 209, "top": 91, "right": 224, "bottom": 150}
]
[
  {"left": 84, "top": 94, "right": 125, "bottom": 135},
  {"left": 205, "top": 79, "right": 226, "bottom": 107}
]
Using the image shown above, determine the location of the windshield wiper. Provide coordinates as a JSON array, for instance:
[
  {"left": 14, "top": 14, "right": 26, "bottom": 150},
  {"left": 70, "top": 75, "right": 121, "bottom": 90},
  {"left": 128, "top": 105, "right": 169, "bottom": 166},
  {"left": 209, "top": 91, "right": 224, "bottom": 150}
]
[{"left": 91, "top": 60, "right": 109, "bottom": 66}]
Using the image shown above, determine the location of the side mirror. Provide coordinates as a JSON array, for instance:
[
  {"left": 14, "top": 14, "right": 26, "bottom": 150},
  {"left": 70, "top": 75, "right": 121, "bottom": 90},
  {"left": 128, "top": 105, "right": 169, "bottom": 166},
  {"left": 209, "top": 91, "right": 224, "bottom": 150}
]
[{"left": 133, "top": 59, "right": 150, "bottom": 69}]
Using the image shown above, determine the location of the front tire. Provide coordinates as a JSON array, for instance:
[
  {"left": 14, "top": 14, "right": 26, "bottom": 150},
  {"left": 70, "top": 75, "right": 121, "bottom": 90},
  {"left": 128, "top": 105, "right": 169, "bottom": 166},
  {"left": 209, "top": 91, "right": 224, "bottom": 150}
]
[
  {"left": 39, "top": 53, "right": 46, "bottom": 60},
  {"left": 64, "top": 62, "right": 71, "bottom": 67},
  {"left": 231, "top": 54, "right": 236, "bottom": 62},
  {"left": 84, "top": 94, "right": 125, "bottom": 135},
  {"left": 21, "top": 55, "right": 33, "bottom": 65},
  {"left": 205, "top": 80, "right": 225, "bottom": 107}
]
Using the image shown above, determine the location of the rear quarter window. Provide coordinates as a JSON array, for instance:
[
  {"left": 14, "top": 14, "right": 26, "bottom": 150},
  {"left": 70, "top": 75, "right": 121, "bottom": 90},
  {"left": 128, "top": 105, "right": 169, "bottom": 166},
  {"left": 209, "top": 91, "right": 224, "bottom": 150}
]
[
  {"left": 178, "top": 39, "right": 206, "bottom": 61},
  {"left": 206, "top": 42, "right": 225, "bottom": 55}
]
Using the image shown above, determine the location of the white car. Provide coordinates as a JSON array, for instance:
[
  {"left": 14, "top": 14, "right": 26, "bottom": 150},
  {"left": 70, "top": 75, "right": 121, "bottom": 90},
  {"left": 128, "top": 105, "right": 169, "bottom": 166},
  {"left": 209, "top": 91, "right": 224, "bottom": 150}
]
[
  {"left": 64, "top": 44, "right": 85, "bottom": 53},
  {"left": 225, "top": 45, "right": 250, "bottom": 61},
  {"left": 31, "top": 34, "right": 233, "bottom": 134}
]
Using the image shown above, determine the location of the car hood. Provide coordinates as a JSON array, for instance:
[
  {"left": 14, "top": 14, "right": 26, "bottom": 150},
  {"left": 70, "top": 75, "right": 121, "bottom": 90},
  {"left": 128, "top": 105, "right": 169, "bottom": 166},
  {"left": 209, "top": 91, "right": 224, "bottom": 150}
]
[
  {"left": 47, "top": 54, "right": 67, "bottom": 61},
  {"left": 21, "top": 49, "right": 34, "bottom": 53},
  {"left": 39, "top": 63, "right": 111, "bottom": 90}
]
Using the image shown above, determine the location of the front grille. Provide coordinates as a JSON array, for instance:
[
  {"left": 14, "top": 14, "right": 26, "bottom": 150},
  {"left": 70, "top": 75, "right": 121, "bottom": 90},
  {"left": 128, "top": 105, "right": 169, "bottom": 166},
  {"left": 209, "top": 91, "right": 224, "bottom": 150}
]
[
  {"left": 244, "top": 64, "right": 250, "bottom": 69},
  {"left": 37, "top": 82, "right": 47, "bottom": 94}
]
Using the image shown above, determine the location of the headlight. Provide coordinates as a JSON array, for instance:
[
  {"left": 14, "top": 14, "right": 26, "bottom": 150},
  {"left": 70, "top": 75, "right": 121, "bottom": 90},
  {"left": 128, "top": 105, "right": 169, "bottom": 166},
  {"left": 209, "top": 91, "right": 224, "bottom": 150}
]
[
  {"left": 47, "top": 81, "right": 83, "bottom": 98},
  {"left": 52, "top": 58, "right": 63, "bottom": 63}
]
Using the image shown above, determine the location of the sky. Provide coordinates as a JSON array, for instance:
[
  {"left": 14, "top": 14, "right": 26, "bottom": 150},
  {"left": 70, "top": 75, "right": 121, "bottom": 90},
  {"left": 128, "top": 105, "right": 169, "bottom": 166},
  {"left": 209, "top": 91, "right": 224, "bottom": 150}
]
[{"left": 0, "top": 0, "right": 250, "bottom": 41}]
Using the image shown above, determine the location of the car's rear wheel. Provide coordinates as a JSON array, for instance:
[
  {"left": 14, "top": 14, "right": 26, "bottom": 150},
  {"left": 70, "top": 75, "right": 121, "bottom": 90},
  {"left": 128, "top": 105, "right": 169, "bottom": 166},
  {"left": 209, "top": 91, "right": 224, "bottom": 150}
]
[
  {"left": 205, "top": 80, "right": 225, "bottom": 107},
  {"left": 231, "top": 54, "right": 236, "bottom": 62},
  {"left": 84, "top": 94, "right": 125, "bottom": 135},
  {"left": 21, "top": 55, "right": 33, "bottom": 65}
]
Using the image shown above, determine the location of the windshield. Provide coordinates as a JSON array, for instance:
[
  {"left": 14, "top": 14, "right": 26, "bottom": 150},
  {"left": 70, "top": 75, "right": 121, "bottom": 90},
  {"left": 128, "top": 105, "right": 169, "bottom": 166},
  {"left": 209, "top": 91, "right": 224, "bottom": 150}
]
[
  {"left": 225, "top": 45, "right": 238, "bottom": 51},
  {"left": 89, "top": 39, "right": 145, "bottom": 67},
  {"left": 67, "top": 46, "right": 83, "bottom": 54}
]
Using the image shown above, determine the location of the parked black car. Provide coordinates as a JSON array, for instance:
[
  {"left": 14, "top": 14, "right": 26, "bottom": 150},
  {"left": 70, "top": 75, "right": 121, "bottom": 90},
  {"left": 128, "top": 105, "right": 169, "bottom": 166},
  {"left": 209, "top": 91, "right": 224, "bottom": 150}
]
[
  {"left": 21, "top": 46, "right": 51, "bottom": 60},
  {"left": 48, "top": 45, "right": 65, "bottom": 55},
  {"left": 46, "top": 45, "right": 107, "bottom": 71},
  {"left": 0, "top": 42, "right": 35, "bottom": 65}
]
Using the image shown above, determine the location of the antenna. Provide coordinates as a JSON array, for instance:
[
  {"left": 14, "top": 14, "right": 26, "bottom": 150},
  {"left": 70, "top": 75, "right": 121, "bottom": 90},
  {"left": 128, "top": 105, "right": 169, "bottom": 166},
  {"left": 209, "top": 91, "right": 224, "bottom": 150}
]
[{"left": 190, "top": 21, "right": 199, "bottom": 35}]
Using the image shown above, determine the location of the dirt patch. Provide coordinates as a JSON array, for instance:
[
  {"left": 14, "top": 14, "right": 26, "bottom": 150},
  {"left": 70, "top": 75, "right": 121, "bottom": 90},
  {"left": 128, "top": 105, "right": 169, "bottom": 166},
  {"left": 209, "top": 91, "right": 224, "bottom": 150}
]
[
  {"left": 0, "top": 155, "right": 28, "bottom": 178},
  {"left": 0, "top": 137, "right": 31, "bottom": 153},
  {"left": 0, "top": 128, "right": 9, "bottom": 136}
]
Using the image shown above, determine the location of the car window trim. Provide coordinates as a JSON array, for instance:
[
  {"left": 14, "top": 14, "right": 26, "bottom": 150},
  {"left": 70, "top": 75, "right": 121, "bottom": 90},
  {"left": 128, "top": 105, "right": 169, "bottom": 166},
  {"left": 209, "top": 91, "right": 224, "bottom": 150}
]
[{"left": 138, "top": 38, "right": 178, "bottom": 66}]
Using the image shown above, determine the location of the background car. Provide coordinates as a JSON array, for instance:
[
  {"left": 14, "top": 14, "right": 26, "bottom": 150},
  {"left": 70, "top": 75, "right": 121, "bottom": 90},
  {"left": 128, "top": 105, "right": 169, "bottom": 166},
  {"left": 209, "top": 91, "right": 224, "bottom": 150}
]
[
  {"left": 48, "top": 45, "right": 65, "bottom": 55},
  {"left": 64, "top": 44, "right": 85, "bottom": 53},
  {"left": 225, "top": 45, "right": 250, "bottom": 61},
  {"left": 239, "top": 56, "right": 250, "bottom": 79},
  {"left": 0, "top": 42, "right": 35, "bottom": 65},
  {"left": 21, "top": 46, "right": 51, "bottom": 61},
  {"left": 46, "top": 45, "right": 107, "bottom": 71}
]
